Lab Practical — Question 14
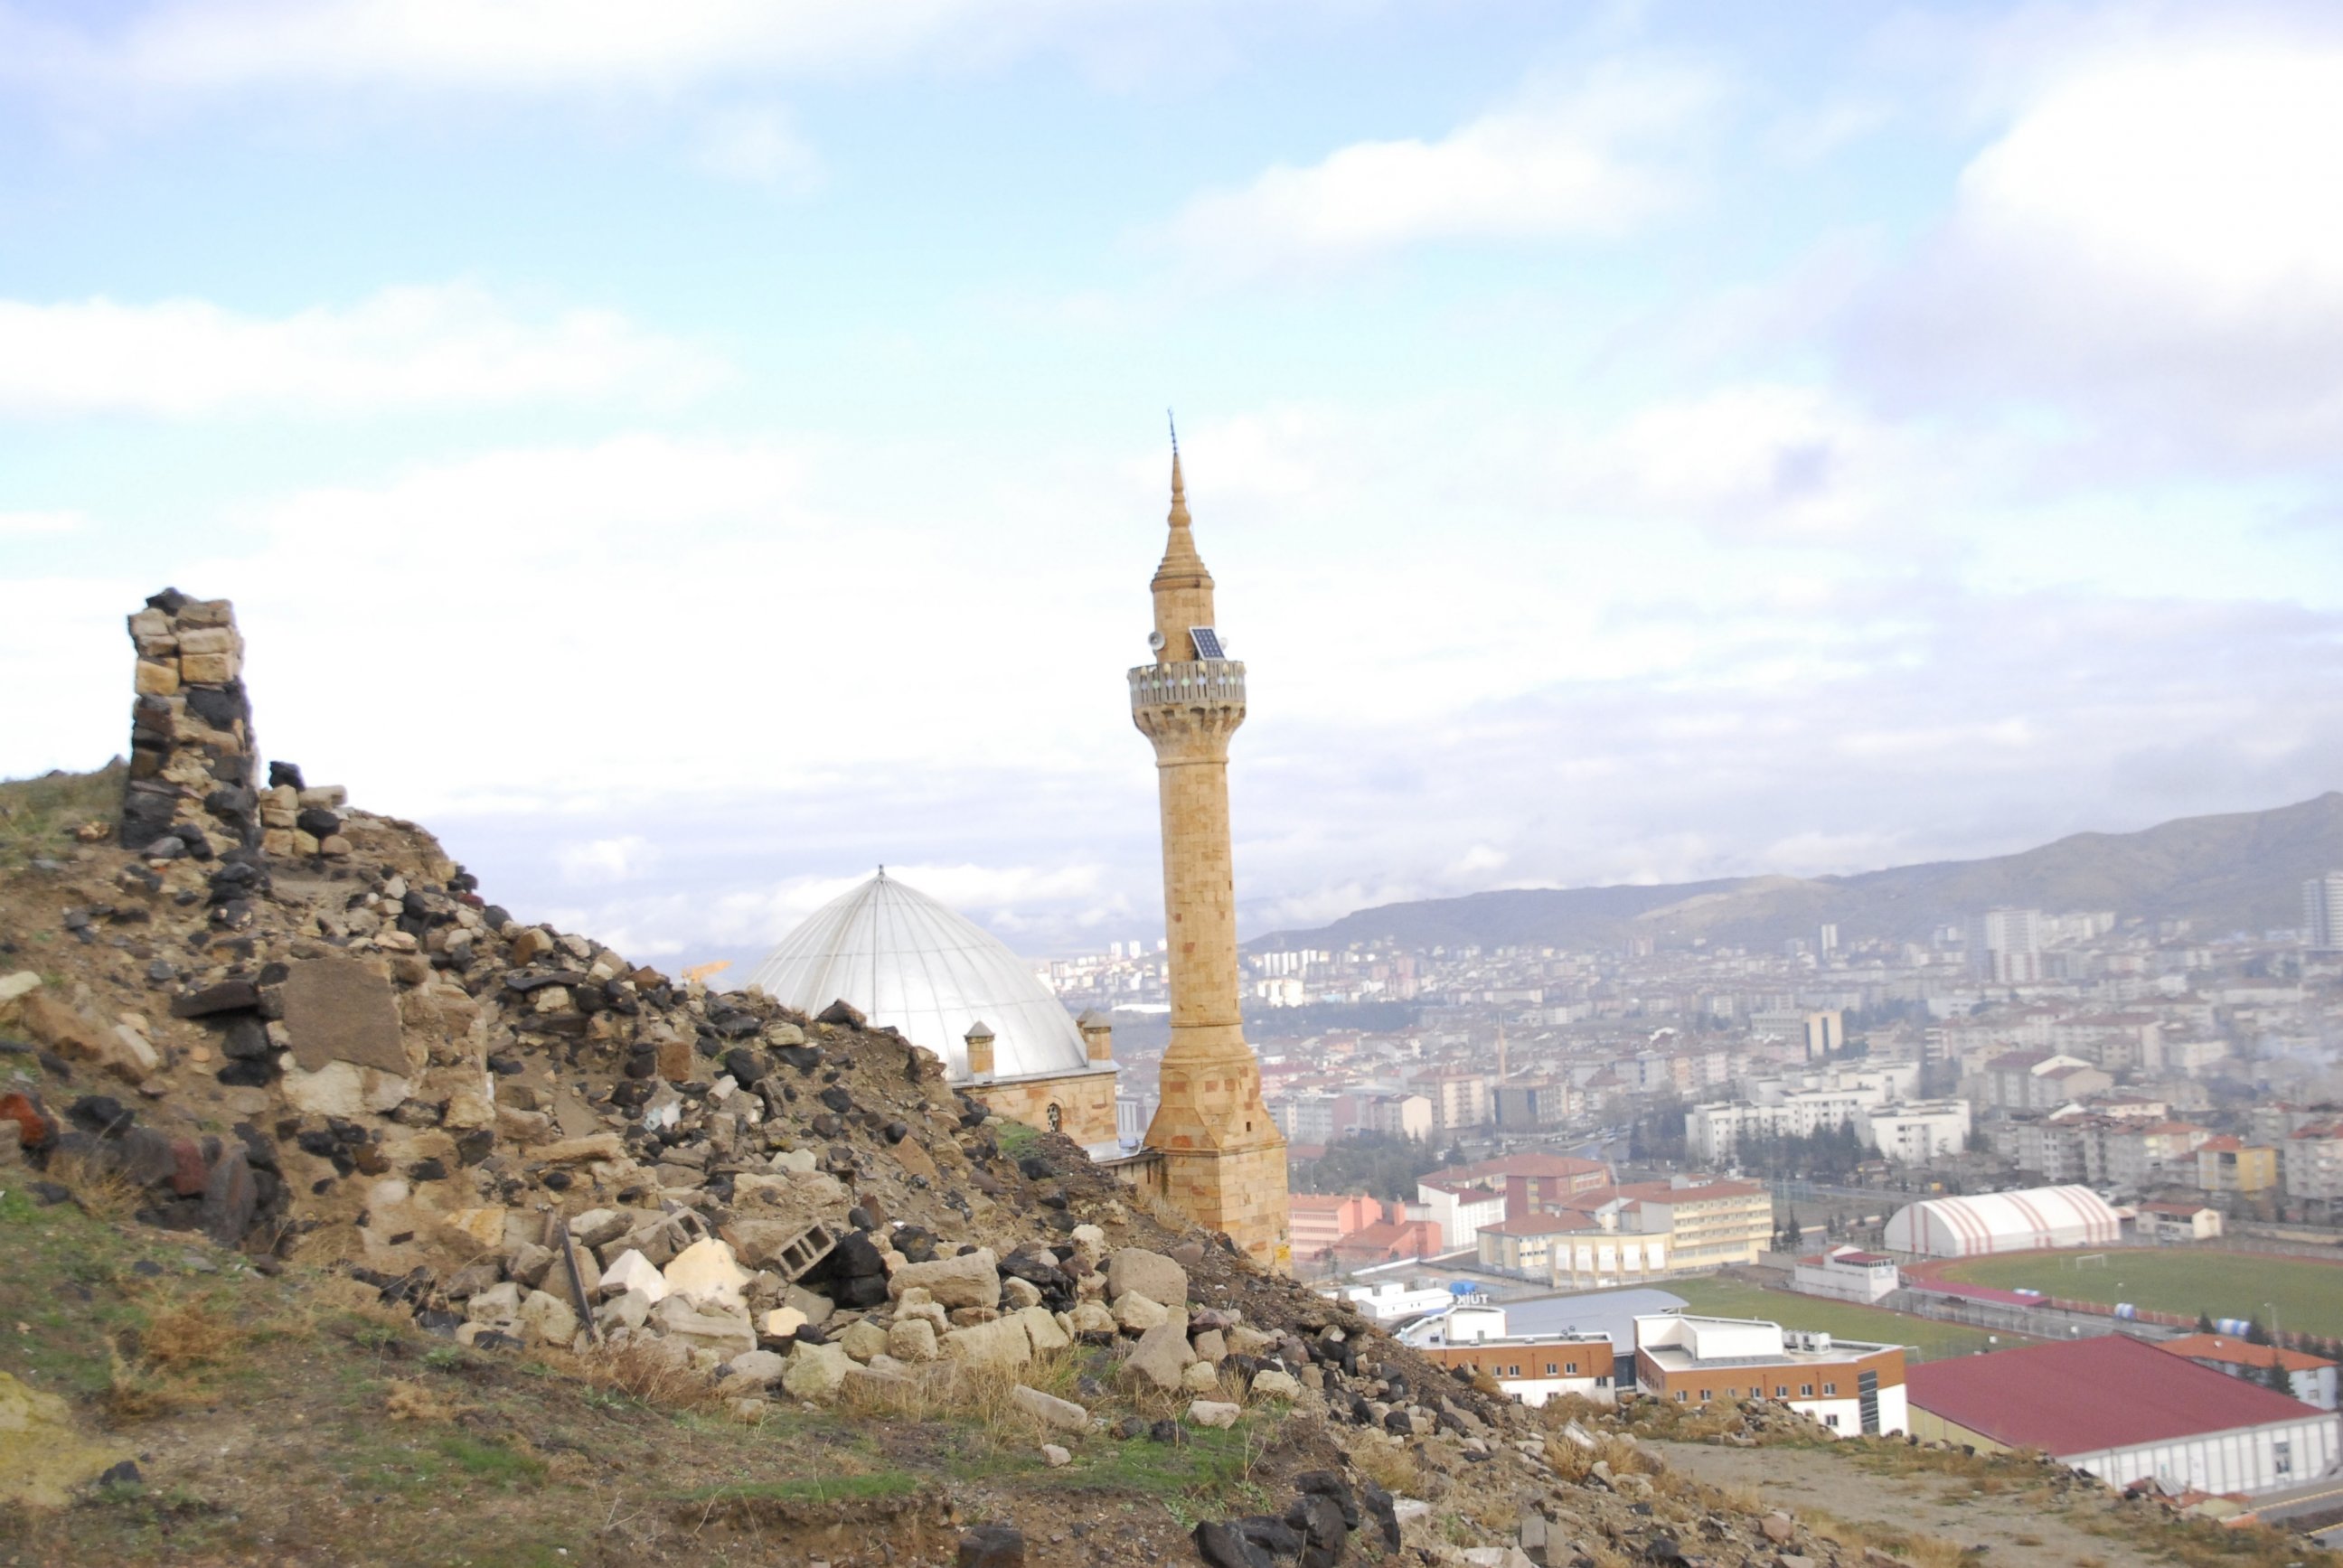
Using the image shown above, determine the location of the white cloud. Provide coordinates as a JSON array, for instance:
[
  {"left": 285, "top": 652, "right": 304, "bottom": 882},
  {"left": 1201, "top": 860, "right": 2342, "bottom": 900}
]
[
  {"left": 0, "top": 511, "right": 84, "bottom": 535},
  {"left": 557, "top": 834, "right": 660, "bottom": 885},
  {"left": 692, "top": 104, "right": 823, "bottom": 190},
  {"left": 1162, "top": 62, "right": 1712, "bottom": 276},
  {"left": 1844, "top": 39, "right": 2343, "bottom": 462},
  {"left": 0, "top": 284, "right": 721, "bottom": 418},
  {"left": 12, "top": 0, "right": 1144, "bottom": 92}
]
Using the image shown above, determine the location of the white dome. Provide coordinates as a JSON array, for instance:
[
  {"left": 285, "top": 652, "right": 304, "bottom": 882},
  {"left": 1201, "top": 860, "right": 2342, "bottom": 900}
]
[{"left": 743, "top": 870, "right": 1092, "bottom": 1083}]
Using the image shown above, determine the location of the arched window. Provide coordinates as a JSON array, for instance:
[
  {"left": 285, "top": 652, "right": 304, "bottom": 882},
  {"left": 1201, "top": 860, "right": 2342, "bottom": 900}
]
[{"left": 1046, "top": 1103, "right": 1063, "bottom": 1131}]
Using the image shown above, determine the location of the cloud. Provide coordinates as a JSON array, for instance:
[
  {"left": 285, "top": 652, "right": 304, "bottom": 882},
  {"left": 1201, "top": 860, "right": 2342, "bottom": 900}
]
[
  {"left": 1162, "top": 61, "right": 1713, "bottom": 277},
  {"left": 5, "top": 0, "right": 1155, "bottom": 94},
  {"left": 1841, "top": 39, "right": 2343, "bottom": 465},
  {"left": 557, "top": 834, "right": 660, "bottom": 886},
  {"left": 692, "top": 104, "right": 823, "bottom": 190},
  {"left": 0, "top": 284, "right": 721, "bottom": 418},
  {"left": 0, "top": 511, "right": 84, "bottom": 535}
]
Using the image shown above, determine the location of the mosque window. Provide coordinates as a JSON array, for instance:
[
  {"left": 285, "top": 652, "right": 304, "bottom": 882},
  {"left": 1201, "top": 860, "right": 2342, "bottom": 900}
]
[{"left": 1047, "top": 1103, "right": 1063, "bottom": 1131}]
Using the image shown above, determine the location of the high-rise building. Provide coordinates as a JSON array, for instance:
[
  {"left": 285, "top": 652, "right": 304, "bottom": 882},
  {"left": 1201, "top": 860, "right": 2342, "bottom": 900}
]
[
  {"left": 1966, "top": 907, "right": 2042, "bottom": 983},
  {"left": 1130, "top": 442, "right": 1290, "bottom": 1269},
  {"left": 2302, "top": 873, "right": 2343, "bottom": 952}
]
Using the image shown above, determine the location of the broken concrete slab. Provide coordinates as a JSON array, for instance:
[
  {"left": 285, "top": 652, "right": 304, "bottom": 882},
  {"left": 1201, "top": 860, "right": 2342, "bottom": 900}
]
[{"left": 280, "top": 955, "right": 409, "bottom": 1075}]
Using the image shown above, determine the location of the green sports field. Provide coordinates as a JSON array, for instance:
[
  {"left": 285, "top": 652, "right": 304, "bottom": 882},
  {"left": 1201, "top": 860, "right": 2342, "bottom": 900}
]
[
  {"left": 1934, "top": 1249, "right": 2343, "bottom": 1338},
  {"left": 1661, "top": 1276, "right": 2015, "bottom": 1363}
]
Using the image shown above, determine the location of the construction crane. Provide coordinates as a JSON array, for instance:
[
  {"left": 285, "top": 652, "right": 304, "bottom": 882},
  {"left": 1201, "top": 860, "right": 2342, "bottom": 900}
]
[{"left": 681, "top": 960, "right": 731, "bottom": 985}]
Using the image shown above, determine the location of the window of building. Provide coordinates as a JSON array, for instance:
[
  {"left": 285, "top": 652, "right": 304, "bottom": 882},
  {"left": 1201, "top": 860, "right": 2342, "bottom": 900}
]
[
  {"left": 1698, "top": 1389, "right": 1712, "bottom": 1403},
  {"left": 1563, "top": 1362, "right": 1576, "bottom": 1375},
  {"left": 1825, "top": 1413, "right": 1840, "bottom": 1429},
  {"left": 1675, "top": 1390, "right": 1687, "bottom": 1403},
  {"left": 1509, "top": 1365, "right": 1520, "bottom": 1377},
  {"left": 2274, "top": 1441, "right": 2292, "bottom": 1478},
  {"left": 1801, "top": 1384, "right": 1813, "bottom": 1397},
  {"left": 1546, "top": 1363, "right": 1558, "bottom": 1376},
  {"left": 1823, "top": 1383, "right": 1836, "bottom": 1396},
  {"left": 1774, "top": 1385, "right": 1788, "bottom": 1397}
]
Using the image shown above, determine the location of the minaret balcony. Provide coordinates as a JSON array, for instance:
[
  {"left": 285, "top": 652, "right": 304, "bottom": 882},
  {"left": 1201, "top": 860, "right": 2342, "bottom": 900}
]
[{"left": 1129, "top": 660, "right": 1247, "bottom": 714}]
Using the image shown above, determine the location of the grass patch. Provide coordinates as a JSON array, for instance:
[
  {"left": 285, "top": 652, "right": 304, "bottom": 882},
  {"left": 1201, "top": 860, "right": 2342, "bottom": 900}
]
[
  {"left": 680, "top": 1469, "right": 921, "bottom": 1507},
  {"left": 994, "top": 1121, "right": 1043, "bottom": 1160},
  {"left": 0, "top": 759, "right": 119, "bottom": 866},
  {"left": 432, "top": 1433, "right": 546, "bottom": 1486},
  {"left": 1664, "top": 1275, "right": 2017, "bottom": 1361},
  {"left": 1935, "top": 1249, "right": 2343, "bottom": 1338}
]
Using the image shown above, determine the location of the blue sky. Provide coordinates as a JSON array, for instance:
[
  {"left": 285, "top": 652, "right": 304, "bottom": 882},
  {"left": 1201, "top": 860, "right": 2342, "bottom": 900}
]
[{"left": 5, "top": 0, "right": 2342, "bottom": 963}]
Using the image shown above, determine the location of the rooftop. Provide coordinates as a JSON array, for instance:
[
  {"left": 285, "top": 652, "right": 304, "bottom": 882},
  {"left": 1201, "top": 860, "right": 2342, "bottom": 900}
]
[
  {"left": 2156, "top": 1335, "right": 2336, "bottom": 1374},
  {"left": 1905, "top": 1335, "right": 2320, "bottom": 1456}
]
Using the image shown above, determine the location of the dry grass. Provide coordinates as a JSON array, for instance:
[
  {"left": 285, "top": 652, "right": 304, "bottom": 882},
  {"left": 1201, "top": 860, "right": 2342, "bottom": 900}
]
[
  {"left": 1347, "top": 1435, "right": 1422, "bottom": 1498},
  {"left": 842, "top": 1342, "right": 1090, "bottom": 1442},
  {"left": 1803, "top": 1507, "right": 1976, "bottom": 1568},
  {"left": 383, "top": 1378, "right": 471, "bottom": 1423},
  {"left": 46, "top": 1149, "right": 144, "bottom": 1223},
  {"left": 107, "top": 1296, "right": 249, "bottom": 1419},
  {"left": 555, "top": 1339, "right": 726, "bottom": 1414}
]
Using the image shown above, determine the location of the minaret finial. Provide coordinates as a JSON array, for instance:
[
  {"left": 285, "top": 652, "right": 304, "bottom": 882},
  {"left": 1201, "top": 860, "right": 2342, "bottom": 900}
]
[{"left": 1168, "top": 409, "right": 1186, "bottom": 508}]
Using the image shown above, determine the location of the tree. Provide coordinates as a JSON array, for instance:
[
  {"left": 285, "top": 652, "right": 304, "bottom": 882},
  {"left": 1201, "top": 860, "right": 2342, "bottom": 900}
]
[
  {"left": 2196, "top": 1312, "right": 2217, "bottom": 1334},
  {"left": 2244, "top": 1316, "right": 2272, "bottom": 1347}
]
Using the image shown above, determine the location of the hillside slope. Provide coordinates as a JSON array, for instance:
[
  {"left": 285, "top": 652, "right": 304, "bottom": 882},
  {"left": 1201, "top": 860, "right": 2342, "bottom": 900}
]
[{"left": 1256, "top": 793, "right": 2343, "bottom": 953}]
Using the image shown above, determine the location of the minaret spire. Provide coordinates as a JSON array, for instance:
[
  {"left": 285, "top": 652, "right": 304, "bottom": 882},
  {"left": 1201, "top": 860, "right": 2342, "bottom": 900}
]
[
  {"left": 1167, "top": 409, "right": 1190, "bottom": 531},
  {"left": 1128, "top": 424, "right": 1287, "bottom": 1271}
]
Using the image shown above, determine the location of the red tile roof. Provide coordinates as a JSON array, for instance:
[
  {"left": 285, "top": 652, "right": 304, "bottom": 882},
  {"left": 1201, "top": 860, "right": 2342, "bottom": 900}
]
[
  {"left": 1906, "top": 1336, "right": 2319, "bottom": 1456},
  {"left": 2156, "top": 1335, "right": 2336, "bottom": 1374}
]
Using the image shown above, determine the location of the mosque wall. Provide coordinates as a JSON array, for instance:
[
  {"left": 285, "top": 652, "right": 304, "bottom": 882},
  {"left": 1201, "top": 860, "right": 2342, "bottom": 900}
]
[{"left": 966, "top": 1066, "right": 1119, "bottom": 1148}]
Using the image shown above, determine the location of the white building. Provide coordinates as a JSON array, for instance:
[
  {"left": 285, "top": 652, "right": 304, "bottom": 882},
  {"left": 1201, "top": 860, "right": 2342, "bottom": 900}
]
[
  {"left": 1856, "top": 1101, "right": 1973, "bottom": 1163},
  {"left": 1791, "top": 1246, "right": 1902, "bottom": 1305},
  {"left": 1399, "top": 1305, "right": 1618, "bottom": 1407},
  {"left": 1414, "top": 1178, "right": 1506, "bottom": 1253},
  {"left": 2303, "top": 872, "right": 2343, "bottom": 952},
  {"left": 1635, "top": 1315, "right": 1908, "bottom": 1438},
  {"left": 1968, "top": 907, "right": 2043, "bottom": 983}
]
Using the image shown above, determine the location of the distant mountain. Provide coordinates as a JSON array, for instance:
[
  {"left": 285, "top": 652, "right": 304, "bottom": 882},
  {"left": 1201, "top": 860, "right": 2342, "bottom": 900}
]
[{"left": 1253, "top": 792, "right": 2343, "bottom": 953}]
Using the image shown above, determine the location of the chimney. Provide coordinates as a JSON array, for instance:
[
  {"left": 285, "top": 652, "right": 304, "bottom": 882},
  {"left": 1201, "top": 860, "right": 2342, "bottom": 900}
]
[
  {"left": 1077, "top": 1009, "right": 1115, "bottom": 1065},
  {"left": 964, "top": 1020, "right": 995, "bottom": 1080}
]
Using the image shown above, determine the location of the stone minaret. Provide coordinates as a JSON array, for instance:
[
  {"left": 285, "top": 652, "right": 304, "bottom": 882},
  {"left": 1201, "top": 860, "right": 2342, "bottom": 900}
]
[{"left": 1130, "top": 444, "right": 1289, "bottom": 1269}]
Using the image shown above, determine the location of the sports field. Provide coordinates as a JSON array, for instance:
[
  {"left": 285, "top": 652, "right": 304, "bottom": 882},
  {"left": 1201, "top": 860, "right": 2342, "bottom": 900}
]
[
  {"left": 1662, "top": 1276, "right": 2013, "bottom": 1362},
  {"left": 1934, "top": 1249, "right": 2343, "bottom": 1338}
]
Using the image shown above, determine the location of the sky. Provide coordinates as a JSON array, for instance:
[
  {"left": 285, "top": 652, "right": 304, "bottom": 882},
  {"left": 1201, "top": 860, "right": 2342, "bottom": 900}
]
[{"left": 4, "top": 0, "right": 2343, "bottom": 965}]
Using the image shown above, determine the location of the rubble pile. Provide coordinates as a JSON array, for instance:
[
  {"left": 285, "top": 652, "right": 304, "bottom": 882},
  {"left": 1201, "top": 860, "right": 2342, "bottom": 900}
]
[{"left": 1, "top": 589, "right": 1960, "bottom": 1565}]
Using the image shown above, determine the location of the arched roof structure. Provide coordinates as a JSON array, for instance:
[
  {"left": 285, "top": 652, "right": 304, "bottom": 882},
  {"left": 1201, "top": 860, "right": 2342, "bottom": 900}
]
[
  {"left": 743, "top": 870, "right": 1089, "bottom": 1084},
  {"left": 1884, "top": 1186, "right": 2122, "bottom": 1258}
]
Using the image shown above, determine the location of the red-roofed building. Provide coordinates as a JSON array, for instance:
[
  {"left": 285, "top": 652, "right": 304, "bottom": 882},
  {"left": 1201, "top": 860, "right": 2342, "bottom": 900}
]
[
  {"left": 2156, "top": 1335, "right": 2338, "bottom": 1412},
  {"left": 1432, "top": 1151, "right": 1612, "bottom": 1222},
  {"left": 1287, "top": 1193, "right": 1387, "bottom": 1266},
  {"left": 1906, "top": 1335, "right": 2341, "bottom": 1495},
  {"left": 1324, "top": 1216, "right": 1444, "bottom": 1269}
]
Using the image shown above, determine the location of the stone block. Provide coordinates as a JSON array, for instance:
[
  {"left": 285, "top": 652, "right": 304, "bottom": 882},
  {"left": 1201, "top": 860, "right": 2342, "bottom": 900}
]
[
  {"left": 886, "top": 1317, "right": 939, "bottom": 1361},
  {"left": 1124, "top": 1312, "right": 1193, "bottom": 1391},
  {"left": 280, "top": 956, "right": 409, "bottom": 1075},
  {"left": 887, "top": 1247, "right": 1000, "bottom": 1310},
  {"left": 1106, "top": 1247, "right": 1187, "bottom": 1308},
  {"left": 1186, "top": 1399, "right": 1240, "bottom": 1429},
  {"left": 943, "top": 1314, "right": 1032, "bottom": 1370},
  {"left": 780, "top": 1340, "right": 856, "bottom": 1402},
  {"left": 1011, "top": 1384, "right": 1089, "bottom": 1432},
  {"left": 134, "top": 660, "right": 180, "bottom": 696},
  {"left": 178, "top": 652, "right": 239, "bottom": 686}
]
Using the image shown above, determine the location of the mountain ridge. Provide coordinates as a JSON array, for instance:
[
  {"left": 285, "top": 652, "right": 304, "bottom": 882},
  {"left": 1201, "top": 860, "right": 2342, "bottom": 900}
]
[{"left": 1253, "top": 791, "right": 2343, "bottom": 953}]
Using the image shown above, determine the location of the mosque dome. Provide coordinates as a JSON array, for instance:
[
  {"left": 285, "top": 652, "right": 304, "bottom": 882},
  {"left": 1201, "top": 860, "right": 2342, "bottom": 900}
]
[{"left": 742, "top": 870, "right": 1091, "bottom": 1083}]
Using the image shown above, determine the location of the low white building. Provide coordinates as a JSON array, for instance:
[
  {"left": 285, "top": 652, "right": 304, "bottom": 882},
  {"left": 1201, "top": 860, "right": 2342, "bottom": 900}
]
[
  {"left": 1634, "top": 1315, "right": 1909, "bottom": 1438},
  {"left": 1324, "top": 1280, "right": 1461, "bottom": 1323},
  {"left": 1791, "top": 1246, "right": 1902, "bottom": 1304},
  {"left": 1400, "top": 1305, "right": 1618, "bottom": 1407}
]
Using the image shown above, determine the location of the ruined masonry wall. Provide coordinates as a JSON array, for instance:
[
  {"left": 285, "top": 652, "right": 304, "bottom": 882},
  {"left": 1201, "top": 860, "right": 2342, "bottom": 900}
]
[
  {"left": 122, "top": 589, "right": 262, "bottom": 856},
  {"left": 122, "top": 588, "right": 352, "bottom": 863}
]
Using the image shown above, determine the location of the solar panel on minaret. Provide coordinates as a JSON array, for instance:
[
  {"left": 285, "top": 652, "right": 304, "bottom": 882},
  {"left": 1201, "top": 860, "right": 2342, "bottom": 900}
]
[{"left": 1189, "top": 626, "right": 1225, "bottom": 660}]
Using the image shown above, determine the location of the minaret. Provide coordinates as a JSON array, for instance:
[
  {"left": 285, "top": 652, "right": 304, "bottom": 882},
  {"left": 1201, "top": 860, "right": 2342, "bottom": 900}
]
[{"left": 1130, "top": 439, "right": 1290, "bottom": 1270}]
